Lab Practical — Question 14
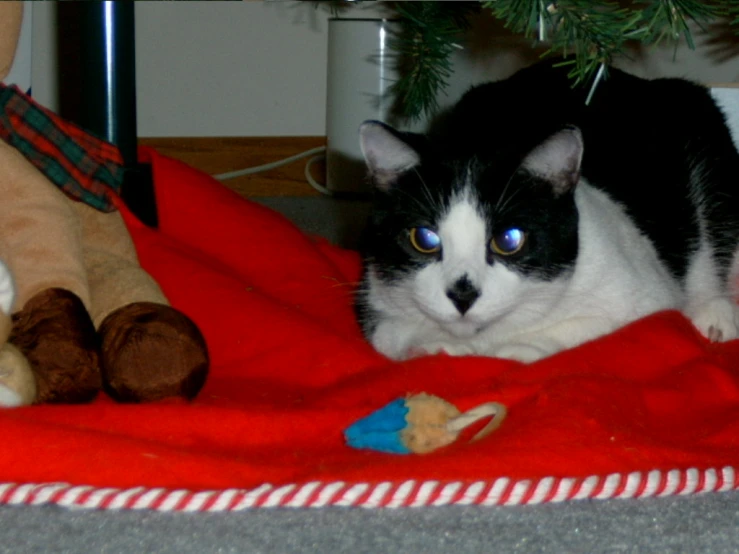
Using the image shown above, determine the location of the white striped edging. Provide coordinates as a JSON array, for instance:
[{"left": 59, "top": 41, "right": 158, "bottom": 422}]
[{"left": 0, "top": 466, "right": 735, "bottom": 512}]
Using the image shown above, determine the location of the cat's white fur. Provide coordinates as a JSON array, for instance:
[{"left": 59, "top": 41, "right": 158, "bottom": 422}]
[{"left": 367, "top": 179, "right": 739, "bottom": 363}]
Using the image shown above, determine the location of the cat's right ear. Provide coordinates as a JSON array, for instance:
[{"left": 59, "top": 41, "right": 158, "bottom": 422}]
[{"left": 359, "top": 121, "right": 420, "bottom": 191}]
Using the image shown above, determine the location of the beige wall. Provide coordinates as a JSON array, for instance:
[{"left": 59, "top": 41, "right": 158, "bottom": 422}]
[{"left": 30, "top": 1, "right": 739, "bottom": 137}]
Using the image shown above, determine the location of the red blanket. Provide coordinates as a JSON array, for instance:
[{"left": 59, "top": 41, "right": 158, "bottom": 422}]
[{"left": 1, "top": 147, "right": 738, "bottom": 510}]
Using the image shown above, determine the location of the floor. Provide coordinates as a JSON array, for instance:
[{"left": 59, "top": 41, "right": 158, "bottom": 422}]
[
  {"left": 255, "top": 194, "right": 372, "bottom": 249},
  {"left": 2, "top": 491, "right": 739, "bottom": 553}
]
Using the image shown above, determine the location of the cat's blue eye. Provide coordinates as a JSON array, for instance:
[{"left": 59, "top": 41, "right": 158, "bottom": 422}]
[
  {"left": 491, "top": 228, "right": 525, "bottom": 255},
  {"left": 409, "top": 227, "right": 441, "bottom": 254}
]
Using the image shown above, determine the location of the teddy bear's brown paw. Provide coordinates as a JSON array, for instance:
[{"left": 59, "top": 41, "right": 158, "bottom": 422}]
[
  {"left": 99, "top": 302, "right": 209, "bottom": 403},
  {"left": 11, "top": 288, "right": 101, "bottom": 404}
]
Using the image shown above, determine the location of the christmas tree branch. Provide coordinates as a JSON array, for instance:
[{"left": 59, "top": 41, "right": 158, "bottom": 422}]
[
  {"left": 393, "top": 0, "right": 734, "bottom": 120},
  {"left": 484, "top": 1, "right": 729, "bottom": 83},
  {"left": 637, "top": 0, "right": 727, "bottom": 48},
  {"left": 386, "top": 2, "right": 479, "bottom": 121},
  {"left": 320, "top": 1, "right": 736, "bottom": 120},
  {"left": 537, "top": 1, "right": 640, "bottom": 84}
]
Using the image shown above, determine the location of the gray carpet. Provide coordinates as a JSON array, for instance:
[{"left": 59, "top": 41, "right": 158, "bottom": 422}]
[
  {"left": 256, "top": 195, "right": 373, "bottom": 250},
  {"left": 1, "top": 196, "right": 737, "bottom": 553},
  {"left": 1, "top": 492, "right": 738, "bottom": 553}
]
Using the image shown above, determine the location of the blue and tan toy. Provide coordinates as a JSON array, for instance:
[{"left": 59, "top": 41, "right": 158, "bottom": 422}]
[{"left": 344, "top": 393, "right": 507, "bottom": 454}]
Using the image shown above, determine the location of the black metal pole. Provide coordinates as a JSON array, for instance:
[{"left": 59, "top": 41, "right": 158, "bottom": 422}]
[{"left": 78, "top": 1, "right": 157, "bottom": 227}]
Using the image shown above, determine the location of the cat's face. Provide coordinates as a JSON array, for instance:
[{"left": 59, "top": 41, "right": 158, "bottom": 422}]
[{"left": 358, "top": 121, "right": 583, "bottom": 338}]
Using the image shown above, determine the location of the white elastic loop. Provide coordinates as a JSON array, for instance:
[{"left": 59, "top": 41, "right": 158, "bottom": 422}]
[{"left": 446, "top": 401, "right": 508, "bottom": 442}]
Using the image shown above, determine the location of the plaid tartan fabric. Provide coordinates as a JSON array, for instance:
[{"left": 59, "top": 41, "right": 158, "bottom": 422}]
[{"left": 0, "top": 83, "right": 124, "bottom": 212}]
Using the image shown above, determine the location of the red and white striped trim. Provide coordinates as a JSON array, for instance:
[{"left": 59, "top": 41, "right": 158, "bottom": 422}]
[{"left": 0, "top": 466, "right": 736, "bottom": 511}]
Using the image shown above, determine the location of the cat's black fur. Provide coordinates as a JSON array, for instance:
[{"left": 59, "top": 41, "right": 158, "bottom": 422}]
[
  {"left": 432, "top": 60, "right": 739, "bottom": 280},
  {"left": 356, "top": 59, "right": 739, "bottom": 350}
]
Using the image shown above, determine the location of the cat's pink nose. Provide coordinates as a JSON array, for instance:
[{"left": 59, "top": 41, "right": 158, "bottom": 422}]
[{"left": 446, "top": 276, "right": 480, "bottom": 315}]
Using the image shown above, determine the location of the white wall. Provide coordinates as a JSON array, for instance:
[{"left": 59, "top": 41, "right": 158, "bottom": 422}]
[
  {"left": 30, "top": 1, "right": 739, "bottom": 138},
  {"left": 5, "top": 3, "right": 32, "bottom": 91}
]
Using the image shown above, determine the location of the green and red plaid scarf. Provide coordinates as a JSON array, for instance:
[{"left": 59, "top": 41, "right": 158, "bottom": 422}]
[{"left": 0, "top": 83, "right": 124, "bottom": 212}]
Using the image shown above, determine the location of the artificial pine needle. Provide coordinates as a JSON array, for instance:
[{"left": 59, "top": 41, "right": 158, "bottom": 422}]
[{"left": 325, "top": 0, "right": 737, "bottom": 120}]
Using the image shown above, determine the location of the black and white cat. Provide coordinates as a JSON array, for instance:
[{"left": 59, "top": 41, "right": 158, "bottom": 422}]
[{"left": 355, "top": 60, "right": 739, "bottom": 363}]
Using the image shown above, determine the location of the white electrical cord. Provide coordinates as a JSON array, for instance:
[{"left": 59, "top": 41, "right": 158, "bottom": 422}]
[
  {"left": 212, "top": 145, "right": 327, "bottom": 181},
  {"left": 303, "top": 153, "right": 333, "bottom": 196},
  {"left": 212, "top": 145, "right": 362, "bottom": 197}
]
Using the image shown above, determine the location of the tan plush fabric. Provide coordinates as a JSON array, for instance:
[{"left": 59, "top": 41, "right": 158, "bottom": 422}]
[
  {"left": 0, "top": 141, "right": 90, "bottom": 311},
  {"left": 75, "top": 201, "right": 169, "bottom": 327},
  {"left": 0, "top": 2, "right": 23, "bottom": 82},
  {"left": 0, "top": 134, "right": 171, "bottom": 321}
]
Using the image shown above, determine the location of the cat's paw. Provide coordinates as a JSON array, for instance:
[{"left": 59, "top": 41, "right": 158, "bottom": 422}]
[
  {"left": 489, "top": 342, "right": 550, "bottom": 363},
  {"left": 686, "top": 297, "right": 739, "bottom": 343},
  {"left": 407, "top": 342, "right": 477, "bottom": 359}
]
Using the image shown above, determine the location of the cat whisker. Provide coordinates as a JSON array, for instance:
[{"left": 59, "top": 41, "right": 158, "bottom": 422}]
[
  {"left": 412, "top": 167, "right": 445, "bottom": 216},
  {"left": 495, "top": 176, "right": 534, "bottom": 214},
  {"left": 494, "top": 172, "right": 517, "bottom": 212},
  {"left": 392, "top": 184, "right": 437, "bottom": 218}
]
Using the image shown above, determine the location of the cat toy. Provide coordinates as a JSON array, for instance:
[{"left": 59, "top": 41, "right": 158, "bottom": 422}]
[{"left": 344, "top": 393, "right": 507, "bottom": 454}]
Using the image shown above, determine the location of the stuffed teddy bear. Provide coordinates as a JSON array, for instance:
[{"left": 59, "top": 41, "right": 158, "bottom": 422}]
[{"left": 0, "top": 2, "right": 208, "bottom": 406}]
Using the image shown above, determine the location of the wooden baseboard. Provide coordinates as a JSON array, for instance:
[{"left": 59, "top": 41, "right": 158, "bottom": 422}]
[{"left": 137, "top": 136, "right": 326, "bottom": 197}]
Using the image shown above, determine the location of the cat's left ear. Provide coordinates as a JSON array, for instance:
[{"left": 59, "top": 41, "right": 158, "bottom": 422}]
[
  {"left": 521, "top": 126, "right": 583, "bottom": 194},
  {"left": 359, "top": 121, "right": 421, "bottom": 191}
]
